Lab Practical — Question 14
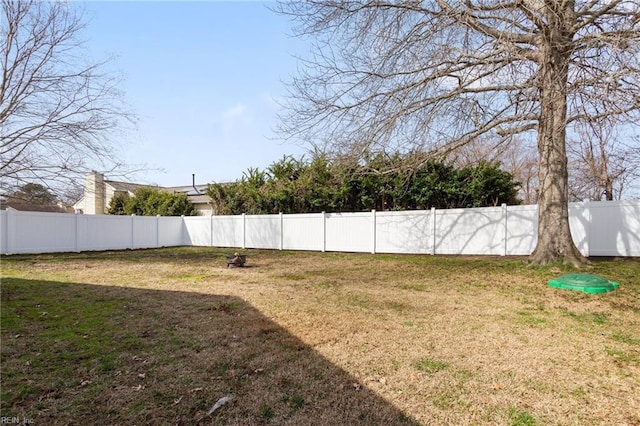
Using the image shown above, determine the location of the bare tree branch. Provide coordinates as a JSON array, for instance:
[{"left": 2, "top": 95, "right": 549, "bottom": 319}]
[
  {"left": 274, "top": 0, "right": 640, "bottom": 264},
  {"left": 0, "top": 0, "right": 137, "bottom": 197}
]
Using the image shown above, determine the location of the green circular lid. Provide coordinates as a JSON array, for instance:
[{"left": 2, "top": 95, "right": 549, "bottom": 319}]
[{"left": 548, "top": 273, "right": 619, "bottom": 294}]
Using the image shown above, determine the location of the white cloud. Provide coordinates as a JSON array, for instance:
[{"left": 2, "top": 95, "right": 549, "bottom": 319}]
[{"left": 220, "top": 103, "right": 250, "bottom": 134}]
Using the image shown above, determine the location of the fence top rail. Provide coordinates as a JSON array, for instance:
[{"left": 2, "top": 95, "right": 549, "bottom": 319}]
[{"left": 244, "top": 214, "right": 282, "bottom": 220}]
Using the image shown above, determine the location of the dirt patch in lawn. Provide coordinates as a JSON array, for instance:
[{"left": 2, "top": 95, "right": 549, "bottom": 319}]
[{"left": 2, "top": 248, "right": 639, "bottom": 425}]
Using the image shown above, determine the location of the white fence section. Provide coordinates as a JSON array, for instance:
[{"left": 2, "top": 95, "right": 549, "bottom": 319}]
[
  {"left": 587, "top": 201, "right": 640, "bottom": 256},
  {"left": 1, "top": 200, "right": 639, "bottom": 257},
  {"left": 245, "top": 214, "right": 281, "bottom": 250},
  {"left": 282, "top": 213, "right": 325, "bottom": 252},
  {"left": 375, "top": 210, "right": 428, "bottom": 254},
  {"left": 0, "top": 210, "right": 184, "bottom": 254}
]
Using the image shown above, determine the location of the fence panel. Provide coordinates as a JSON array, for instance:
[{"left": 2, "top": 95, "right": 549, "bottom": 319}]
[
  {"left": 283, "top": 213, "right": 324, "bottom": 251},
  {"left": 245, "top": 215, "right": 281, "bottom": 249},
  {"left": 3, "top": 211, "right": 76, "bottom": 254},
  {"left": 505, "top": 205, "right": 538, "bottom": 255},
  {"left": 133, "top": 216, "right": 160, "bottom": 249},
  {"left": 435, "top": 207, "right": 505, "bottom": 255},
  {"left": 375, "top": 210, "right": 433, "bottom": 254},
  {"left": 78, "top": 215, "right": 133, "bottom": 251},
  {"left": 588, "top": 200, "right": 640, "bottom": 256},
  {"left": 568, "top": 203, "right": 590, "bottom": 257},
  {"left": 325, "top": 212, "right": 373, "bottom": 253},
  {"left": 211, "top": 215, "right": 244, "bottom": 248},
  {"left": 159, "top": 217, "right": 185, "bottom": 247},
  {"left": 184, "top": 216, "right": 211, "bottom": 246}
]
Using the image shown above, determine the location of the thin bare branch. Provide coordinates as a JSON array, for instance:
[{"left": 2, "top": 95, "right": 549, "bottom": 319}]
[{"left": 1, "top": 0, "right": 138, "bottom": 196}]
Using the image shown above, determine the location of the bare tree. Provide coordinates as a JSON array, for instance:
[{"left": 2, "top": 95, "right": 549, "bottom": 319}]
[
  {"left": 448, "top": 136, "right": 539, "bottom": 204},
  {"left": 275, "top": 0, "right": 640, "bottom": 265},
  {"left": 567, "top": 120, "right": 639, "bottom": 201},
  {"left": 446, "top": 116, "right": 639, "bottom": 204},
  {"left": 1, "top": 0, "right": 134, "bottom": 196},
  {"left": 503, "top": 143, "right": 539, "bottom": 205}
]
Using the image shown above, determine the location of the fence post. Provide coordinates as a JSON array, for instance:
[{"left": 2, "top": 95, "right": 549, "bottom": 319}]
[
  {"left": 371, "top": 209, "right": 376, "bottom": 254},
  {"left": 131, "top": 214, "right": 136, "bottom": 249},
  {"left": 242, "top": 213, "right": 246, "bottom": 249},
  {"left": 210, "top": 214, "right": 214, "bottom": 247},
  {"left": 75, "top": 212, "right": 80, "bottom": 252},
  {"left": 279, "top": 212, "right": 284, "bottom": 250},
  {"left": 156, "top": 215, "right": 161, "bottom": 248},
  {"left": 502, "top": 203, "right": 508, "bottom": 256},
  {"left": 181, "top": 215, "right": 186, "bottom": 246},
  {"left": 584, "top": 199, "right": 591, "bottom": 257},
  {"left": 431, "top": 207, "right": 437, "bottom": 255},
  {"left": 5, "top": 207, "right": 13, "bottom": 255},
  {"left": 322, "top": 211, "right": 326, "bottom": 252}
]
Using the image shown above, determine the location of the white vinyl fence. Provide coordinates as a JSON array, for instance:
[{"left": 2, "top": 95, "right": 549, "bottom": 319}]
[
  {"left": 1, "top": 200, "right": 639, "bottom": 257},
  {"left": 0, "top": 211, "right": 184, "bottom": 254}
]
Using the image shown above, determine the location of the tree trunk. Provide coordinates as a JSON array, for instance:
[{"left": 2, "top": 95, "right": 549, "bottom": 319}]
[
  {"left": 530, "top": 3, "right": 585, "bottom": 266},
  {"left": 604, "top": 180, "right": 614, "bottom": 201}
]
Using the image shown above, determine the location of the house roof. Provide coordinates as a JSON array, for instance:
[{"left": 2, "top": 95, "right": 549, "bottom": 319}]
[
  {"left": 1, "top": 201, "right": 74, "bottom": 213},
  {"left": 103, "top": 180, "right": 209, "bottom": 197},
  {"left": 165, "top": 184, "right": 209, "bottom": 196},
  {"left": 104, "top": 180, "right": 154, "bottom": 194},
  {"left": 104, "top": 181, "right": 212, "bottom": 204}
]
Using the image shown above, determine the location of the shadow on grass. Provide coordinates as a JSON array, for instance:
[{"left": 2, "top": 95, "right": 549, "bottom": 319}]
[{"left": 1, "top": 278, "right": 417, "bottom": 425}]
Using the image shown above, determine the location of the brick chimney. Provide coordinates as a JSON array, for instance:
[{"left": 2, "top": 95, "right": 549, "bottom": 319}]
[{"left": 84, "top": 171, "right": 105, "bottom": 214}]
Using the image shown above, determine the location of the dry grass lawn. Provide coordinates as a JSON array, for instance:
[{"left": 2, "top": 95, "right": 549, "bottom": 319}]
[{"left": 1, "top": 247, "right": 639, "bottom": 425}]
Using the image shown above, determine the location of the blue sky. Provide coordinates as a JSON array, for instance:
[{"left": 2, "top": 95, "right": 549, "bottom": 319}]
[{"left": 82, "top": 1, "right": 309, "bottom": 187}]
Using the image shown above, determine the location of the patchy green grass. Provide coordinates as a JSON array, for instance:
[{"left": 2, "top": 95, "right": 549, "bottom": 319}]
[
  {"left": 1, "top": 277, "right": 413, "bottom": 425},
  {"left": 508, "top": 407, "right": 537, "bottom": 426},
  {"left": 612, "top": 333, "right": 640, "bottom": 346},
  {"left": 415, "top": 358, "right": 449, "bottom": 374},
  {"left": 1, "top": 248, "right": 639, "bottom": 425}
]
